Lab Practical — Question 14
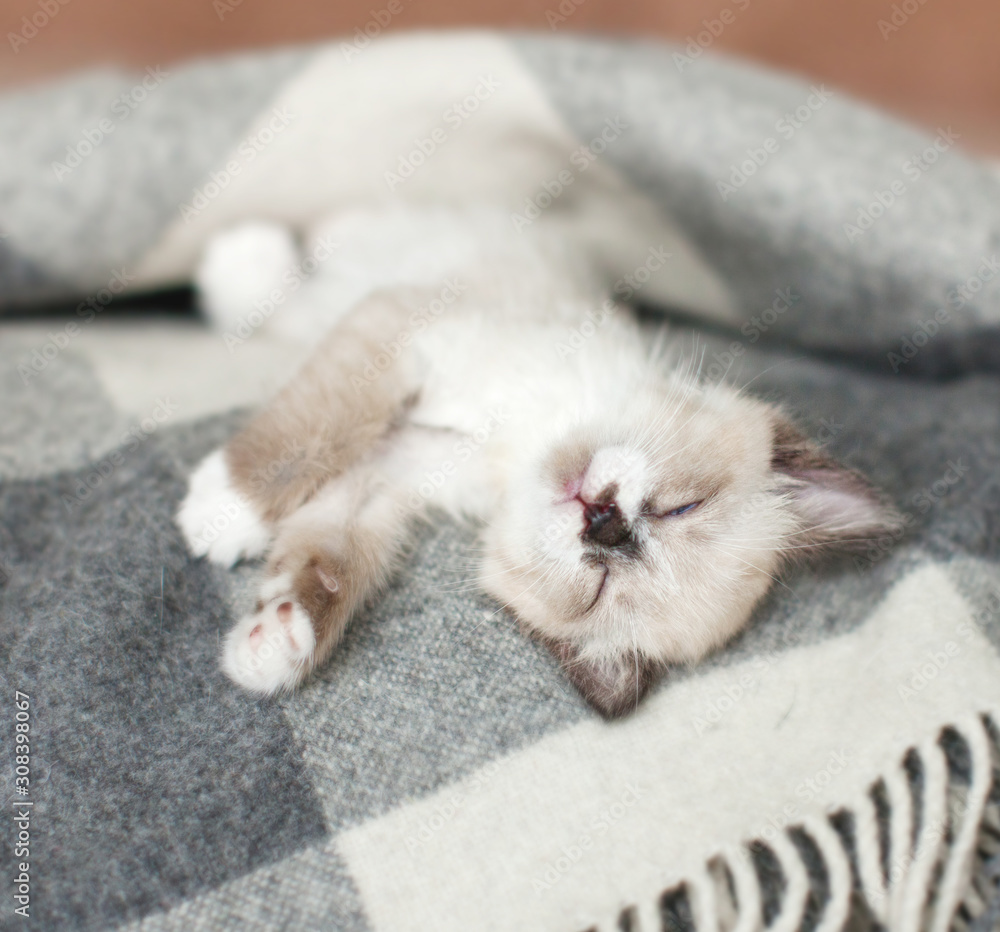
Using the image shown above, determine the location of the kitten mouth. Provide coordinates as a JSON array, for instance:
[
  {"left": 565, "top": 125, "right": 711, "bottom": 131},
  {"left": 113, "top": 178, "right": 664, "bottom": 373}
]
[{"left": 585, "top": 563, "right": 610, "bottom": 613}]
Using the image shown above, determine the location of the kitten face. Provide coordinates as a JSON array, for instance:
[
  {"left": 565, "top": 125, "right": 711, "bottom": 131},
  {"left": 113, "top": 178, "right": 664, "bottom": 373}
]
[{"left": 479, "top": 380, "right": 895, "bottom": 718}]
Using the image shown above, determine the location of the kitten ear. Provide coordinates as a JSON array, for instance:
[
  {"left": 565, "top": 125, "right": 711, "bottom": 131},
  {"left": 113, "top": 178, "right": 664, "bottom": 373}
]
[
  {"left": 548, "top": 640, "right": 659, "bottom": 719},
  {"left": 770, "top": 416, "right": 901, "bottom": 551}
]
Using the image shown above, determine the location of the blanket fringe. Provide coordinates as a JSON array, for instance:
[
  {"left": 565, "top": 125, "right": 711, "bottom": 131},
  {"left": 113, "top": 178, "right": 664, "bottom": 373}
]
[
  {"left": 885, "top": 757, "right": 916, "bottom": 923},
  {"left": 687, "top": 864, "right": 720, "bottom": 932},
  {"left": 599, "top": 712, "right": 1000, "bottom": 932},
  {"left": 930, "top": 716, "right": 992, "bottom": 932},
  {"left": 727, "top": 844, "right": 763, "bottom": 932},
  {"left": 801, "top": 815, "right": 851, "bottom": 932},
  {"left": 854, "top": 787, "right": 889, "bottom": 922}
]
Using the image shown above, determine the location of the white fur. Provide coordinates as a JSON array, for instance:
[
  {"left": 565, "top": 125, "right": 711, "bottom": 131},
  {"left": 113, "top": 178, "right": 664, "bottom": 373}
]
[
  {"left": 195, "top": 222, "right": 298, "bottom": 334},
  {"left": 221, "top": 586, "right": 316, "bottom": 694},
  {"left": 176, "top": 451, "right": 270, "bottom": 567},
  {"left": 181, "top": 207, "right": 893, "bottom": 713}
]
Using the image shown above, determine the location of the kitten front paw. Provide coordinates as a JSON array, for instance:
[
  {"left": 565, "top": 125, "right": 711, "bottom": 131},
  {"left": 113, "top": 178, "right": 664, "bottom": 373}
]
[
  {"left": 177, "top": 450, "right": 270, "bottom": 567},
  {"left": 221, "top": 595, "right": 316, "bottom": 694}
]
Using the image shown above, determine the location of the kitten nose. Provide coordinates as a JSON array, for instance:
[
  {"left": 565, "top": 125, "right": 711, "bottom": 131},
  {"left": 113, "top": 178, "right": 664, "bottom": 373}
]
[{"left": 583, "top": 501, "right": 631, "bottom": 548}]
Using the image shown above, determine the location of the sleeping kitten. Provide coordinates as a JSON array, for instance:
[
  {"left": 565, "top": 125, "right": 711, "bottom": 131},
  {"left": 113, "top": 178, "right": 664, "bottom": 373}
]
[{"left": 178, "top": 207, "right": 897, "bottom": 717}]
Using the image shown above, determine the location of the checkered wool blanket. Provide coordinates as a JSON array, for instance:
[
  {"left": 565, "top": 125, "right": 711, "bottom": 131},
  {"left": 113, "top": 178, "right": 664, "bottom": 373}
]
[{"left": 3, "top": 31, "right": 1000, "bottom": 932}]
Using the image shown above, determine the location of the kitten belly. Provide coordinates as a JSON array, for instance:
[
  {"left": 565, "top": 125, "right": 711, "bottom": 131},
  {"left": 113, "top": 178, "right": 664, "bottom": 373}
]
[{"left": 408, "top": 312, "right": 613, "bottom": 431}]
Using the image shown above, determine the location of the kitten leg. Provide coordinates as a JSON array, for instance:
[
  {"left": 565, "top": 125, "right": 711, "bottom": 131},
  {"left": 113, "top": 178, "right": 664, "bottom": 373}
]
[
  {"left": 176, "top": 449, "right": 271, "bottom": 566},
  {"left": 225, "top": 291, "right": 423, "bottom": 525},
  {"left": 177, "top": 291, "right": 421, "bottom": 564},
  {"left": 221, "top": 472, "right": 411, "bottom": 693}
]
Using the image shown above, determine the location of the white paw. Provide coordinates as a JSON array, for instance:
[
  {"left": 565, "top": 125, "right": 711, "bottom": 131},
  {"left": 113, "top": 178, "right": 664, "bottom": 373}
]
[
  {"left": 221, "top": 595, "right": 316, "bottom": 694},
  {"left": 177, "top": 450, "right": 270, "bottom": 566},
  {"left": 196, "top": 222, "right": 298, "bottom": 334}
]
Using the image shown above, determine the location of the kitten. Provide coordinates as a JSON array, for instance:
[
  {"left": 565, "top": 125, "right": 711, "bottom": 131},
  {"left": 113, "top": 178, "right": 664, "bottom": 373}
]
[{"left": 177, "top": 207, "right": 897, "bottom": 718}]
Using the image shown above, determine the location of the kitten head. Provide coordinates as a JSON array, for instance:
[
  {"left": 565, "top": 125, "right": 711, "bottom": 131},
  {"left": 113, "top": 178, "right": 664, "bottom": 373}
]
[{"left": 479, "top": 379, "right": 899, "bottom": 718}]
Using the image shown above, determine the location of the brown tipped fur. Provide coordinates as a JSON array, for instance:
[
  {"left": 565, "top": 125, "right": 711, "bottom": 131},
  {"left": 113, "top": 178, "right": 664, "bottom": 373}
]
[
  {"left": 227, "top": 292, "right": 422, "bottom": 525},
  {"left": 547, "top": 639, "right": 659, "bottom": 719},
  {"left": 770, "top": 413, "right": 902, "bottom": 551},
  {"left": 263, "top": 488, "right": 413, "bottom": 677}
]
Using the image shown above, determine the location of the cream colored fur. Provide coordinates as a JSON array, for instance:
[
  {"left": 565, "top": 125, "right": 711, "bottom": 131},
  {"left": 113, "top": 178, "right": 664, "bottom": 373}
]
[{"left": 177, "top": 207, "right": 897, "bottom": 717}]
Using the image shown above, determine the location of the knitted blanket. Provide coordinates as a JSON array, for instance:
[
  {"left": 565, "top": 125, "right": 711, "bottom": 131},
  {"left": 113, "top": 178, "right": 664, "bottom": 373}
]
[{"left": 3, "top": 31, "right": 1000, "bottom": 932}]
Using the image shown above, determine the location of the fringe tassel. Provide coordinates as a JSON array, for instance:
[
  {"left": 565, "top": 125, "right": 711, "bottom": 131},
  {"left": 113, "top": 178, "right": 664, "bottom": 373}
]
[
  {"left": 607, "top": 713, "right": 1000, "bottom": 932},
  {"left": 898, "top": 740, "right": 948, "bottom": 932},
  {"left": 801, "top": 815, "right": 852, "bottom": 932},
  {"left": 854, "top": 787, "right": 889, "bottom": 923},
  {"left": 930, "top": 716, "right": 993, "bottom": 932},
  {"left": 885, "top": 758, "right": 916, "bottom": 923},
  {"left": 687, "top": 865, "right": 721, "bottom": 932},
  {"left": 632, "top": 894, "right": 664, "bottom": 932},
  {"left": 726, "top": 844, "right": 762, "bottom": 932},
  {"left": 760, "top": 830, "right": 810, "bottom": 932}
]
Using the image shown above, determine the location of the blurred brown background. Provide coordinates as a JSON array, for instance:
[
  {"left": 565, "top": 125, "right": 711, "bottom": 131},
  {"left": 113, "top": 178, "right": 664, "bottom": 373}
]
[{"left": 3, "top": 0, "right": 998, "bottom": 156}]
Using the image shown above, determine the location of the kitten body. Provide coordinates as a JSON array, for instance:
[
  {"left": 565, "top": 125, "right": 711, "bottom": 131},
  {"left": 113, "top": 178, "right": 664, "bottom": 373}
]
[{"left": 178, "top": 207, "right": 896, "bottom": 717}]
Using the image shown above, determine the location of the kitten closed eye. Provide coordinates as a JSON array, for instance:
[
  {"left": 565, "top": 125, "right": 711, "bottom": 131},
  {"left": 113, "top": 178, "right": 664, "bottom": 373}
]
[{"left": 646, "top": 500, "right": 703, "bottom": 518}]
